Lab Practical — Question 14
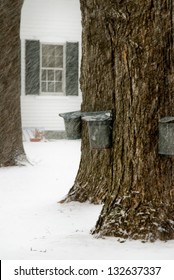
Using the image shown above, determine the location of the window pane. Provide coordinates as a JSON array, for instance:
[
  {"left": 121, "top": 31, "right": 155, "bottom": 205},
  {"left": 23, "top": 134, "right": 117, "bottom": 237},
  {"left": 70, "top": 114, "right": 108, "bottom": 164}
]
[
  {"left": 42, "top": 82, "right": 47, "bottom": 92},
  {"left": 55, "top": 46, "right": 63, "bottom": 57},
  {"left": 55, "top": 57, "right": 63, "bottom": 68},
  {"left": 42, "top": 70, "right": 46, "bottom": 81},
  {"left": 48, "top": 82, "right": 55, "bottom": 92},
  {"left": 42, "top": 45, "right": 54, "bottom": 56},
  {"left": 42, "top": 56, "right": 49, "bottom": 67},
  {"left": 48, "top": 70, "right": 54, "bottom": 81},
  {"left": 55, "top": 82, "right": 62, "bottom": 92},
  {"left": 42, "top": 45, "right": 50, "bottom": 56},
  {"left": 47, "top": 45, "right": 55, "bottom": 56},
  {"left": 47, "top": 56, "right": 55, "bottom": 67},
  {"left": 55, "top": 70, "right": 62, "bottom": 81}
]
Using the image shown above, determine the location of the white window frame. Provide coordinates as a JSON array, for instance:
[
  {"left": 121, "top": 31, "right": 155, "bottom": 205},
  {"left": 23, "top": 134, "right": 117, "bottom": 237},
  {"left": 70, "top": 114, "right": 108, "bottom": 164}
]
[{"left": 40, "top": 42, "right": 65, "bottom": 96}]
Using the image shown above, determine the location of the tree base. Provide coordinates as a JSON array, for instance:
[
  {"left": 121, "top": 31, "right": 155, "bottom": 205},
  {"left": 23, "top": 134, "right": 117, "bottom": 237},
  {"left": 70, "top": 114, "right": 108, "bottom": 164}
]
[{"left": 93, "top": 201, "right": 174, "bottom": 241}]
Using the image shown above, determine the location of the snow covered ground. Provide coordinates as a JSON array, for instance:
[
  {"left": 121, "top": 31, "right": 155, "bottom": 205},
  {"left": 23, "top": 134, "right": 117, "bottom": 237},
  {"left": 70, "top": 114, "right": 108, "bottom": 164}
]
[{"left": 0, "top": 140, "right": 174, "bottom": 260}]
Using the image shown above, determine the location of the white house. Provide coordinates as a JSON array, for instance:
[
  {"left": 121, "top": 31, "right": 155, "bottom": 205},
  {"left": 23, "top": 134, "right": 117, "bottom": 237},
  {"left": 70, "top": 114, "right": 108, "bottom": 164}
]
[{"left": 20, "top": 0, "right": 82, "bottom": 138}]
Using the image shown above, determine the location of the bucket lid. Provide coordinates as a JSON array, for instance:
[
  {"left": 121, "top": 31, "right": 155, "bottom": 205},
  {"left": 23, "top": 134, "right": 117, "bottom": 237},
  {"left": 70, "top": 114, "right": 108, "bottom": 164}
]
[
  {"left": 159, "top": 117, "right": 174, "bottom": 123},
  {"left": 59, "top": 111, "right": 81, "bottom": 119},
  {"left": 82, "top": 113, "right": 112, "bottom": 122}
]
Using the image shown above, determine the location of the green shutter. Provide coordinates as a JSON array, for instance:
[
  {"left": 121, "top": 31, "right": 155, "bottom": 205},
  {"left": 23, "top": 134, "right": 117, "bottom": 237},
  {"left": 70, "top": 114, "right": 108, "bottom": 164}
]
[
  {"left": 25, "top": 40, "right": 40, "bottom": 95},
  {"left": 66, "top": 42, "right": 79, "bottom": 96}
]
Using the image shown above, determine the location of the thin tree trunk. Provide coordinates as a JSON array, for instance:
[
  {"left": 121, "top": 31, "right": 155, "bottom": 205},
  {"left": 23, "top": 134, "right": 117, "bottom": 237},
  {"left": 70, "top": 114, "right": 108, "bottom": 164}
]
[{"left": 0, "top": 0, "right": 25, "bottom": 166}]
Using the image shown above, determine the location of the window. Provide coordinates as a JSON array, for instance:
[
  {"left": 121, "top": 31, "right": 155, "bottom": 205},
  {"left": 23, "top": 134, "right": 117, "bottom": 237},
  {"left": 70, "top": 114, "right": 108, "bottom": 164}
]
[
  {"left": 25, "top": 40, "right": 79, "bottom": 96},
  {"left": 41, "top": 44, "right": 64, "bottom": 95}
]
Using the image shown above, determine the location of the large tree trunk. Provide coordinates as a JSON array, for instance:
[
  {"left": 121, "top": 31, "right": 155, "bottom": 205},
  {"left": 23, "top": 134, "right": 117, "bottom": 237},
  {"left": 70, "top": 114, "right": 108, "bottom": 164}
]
[
  {"left": 94, "top": 0, "right": 174, "bottom": 241},
  {"left": 67, "top": 0, "right": 174, "bottom": 240},
  {"left": 0, "top": 0, "right": 25, "bottom": 166}
]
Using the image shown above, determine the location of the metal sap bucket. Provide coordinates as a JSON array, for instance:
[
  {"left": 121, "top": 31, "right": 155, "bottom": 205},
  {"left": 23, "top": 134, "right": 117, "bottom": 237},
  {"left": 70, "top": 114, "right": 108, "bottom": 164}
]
[
  {"left": 82, "top": 111, "right": 112, "bottom": 149},
  {"left": 59, "top": 111, "right": 82, "bottom": 139},
  {"left": 159, "top": 116, "right": 174, "bottom": 155}
]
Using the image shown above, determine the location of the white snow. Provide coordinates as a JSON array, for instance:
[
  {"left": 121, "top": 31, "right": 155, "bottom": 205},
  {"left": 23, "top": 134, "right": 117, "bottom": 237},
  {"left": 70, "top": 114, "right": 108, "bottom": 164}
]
[{"left": 0, "top": 140, "right": 174, "bottom": 260}]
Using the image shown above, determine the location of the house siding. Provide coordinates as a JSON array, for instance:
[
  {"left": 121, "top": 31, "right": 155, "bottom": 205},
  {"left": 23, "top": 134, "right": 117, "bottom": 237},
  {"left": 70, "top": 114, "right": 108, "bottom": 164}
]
[
  {"left": 20, "top": 0, "right": 82, "bottom": 132},
  {"left": 21, "top": 96, "right": 82, "bottom": 131}
]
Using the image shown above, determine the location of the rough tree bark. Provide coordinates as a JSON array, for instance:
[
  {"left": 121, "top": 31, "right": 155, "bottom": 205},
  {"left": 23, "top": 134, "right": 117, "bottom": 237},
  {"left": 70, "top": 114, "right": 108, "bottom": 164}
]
[
  {"left": 63, "top": 0, "right": 116, "bottom": 203},
  {"left": 0, "top": 0, "right": 25, "bottom": 166},
  {"left": 66, "top": 0, "right": 174, "bottom": 241}
]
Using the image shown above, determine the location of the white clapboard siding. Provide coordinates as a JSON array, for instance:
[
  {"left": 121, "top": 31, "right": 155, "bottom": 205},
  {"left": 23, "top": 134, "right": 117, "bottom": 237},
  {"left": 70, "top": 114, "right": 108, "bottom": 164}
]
[
  {"left": 20, "top": 0, "right": 81, "bottom": 41},
  {"left": 20, "top": 0, "right": 82, "bottom": 131},
  {"left": 21, "top": 96, "right": 82, "bottom": 131}
]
